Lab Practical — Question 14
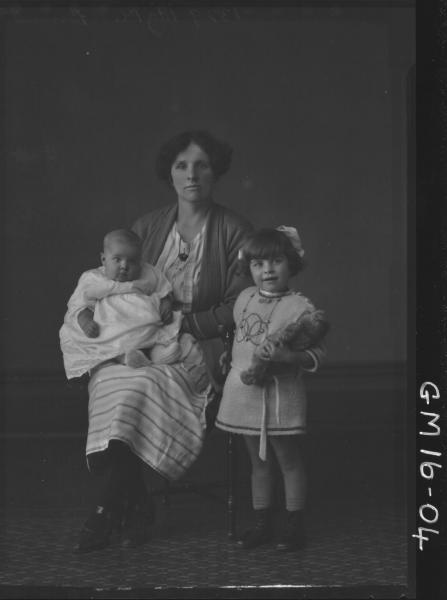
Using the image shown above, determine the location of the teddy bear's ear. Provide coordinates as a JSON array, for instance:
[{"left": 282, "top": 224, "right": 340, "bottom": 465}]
[
  {"left": 308, "top": 309, "right": 326, "bottom": 325},
  {"left": 312, "top": 309, "right": 326, "bottom": 320},
  {"left": 313, "top": 311, "right": 331, "bottom": 335},
  {"left": 301, "top": 310, "right": 330, "bottom": 338}
]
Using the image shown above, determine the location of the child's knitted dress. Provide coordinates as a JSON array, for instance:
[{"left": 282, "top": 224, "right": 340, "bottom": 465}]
[{"left": 216, "top": 286, "right": 319, "bottom": 459}]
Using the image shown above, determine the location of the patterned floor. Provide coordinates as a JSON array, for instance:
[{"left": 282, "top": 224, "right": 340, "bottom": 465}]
[
  {"left": 0, "top": 429, "right": 411, "bottom": 598},
  {"left": 0, "top": 495, "right": 409, "bottom": 597}
]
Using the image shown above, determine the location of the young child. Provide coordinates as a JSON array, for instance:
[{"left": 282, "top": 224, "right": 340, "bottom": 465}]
[
  {"left": 60, "top": 228, "right": 185, "bottom": 380},
  {"left": 216, "top": 226, "right": 328, "bottom": 551}
]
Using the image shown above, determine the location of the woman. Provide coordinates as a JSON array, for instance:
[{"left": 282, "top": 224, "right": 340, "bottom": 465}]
[{"left": 75, "top": 130, "right": 252, "bottom": 553}]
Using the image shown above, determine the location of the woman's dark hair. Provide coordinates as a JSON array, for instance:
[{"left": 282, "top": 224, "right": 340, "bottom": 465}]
[
  {"left": 155, "top": 130, "right": 233, "bottom": 184},
  {"left": 238, "top": 228, "right": 305, "bottom": 277}
]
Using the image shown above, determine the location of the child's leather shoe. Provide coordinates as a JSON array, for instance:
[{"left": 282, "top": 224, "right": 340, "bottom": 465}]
[
  {"left": 276, "top": 510, "right": 307, "bottom": 551},
  {"left": 237, "top": 508, "right": 273, "bottom": 550}
]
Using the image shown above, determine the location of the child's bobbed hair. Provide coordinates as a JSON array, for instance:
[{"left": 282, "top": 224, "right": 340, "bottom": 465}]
[{"left": 238, "top": 228, "right": 305, "bottom": 277}]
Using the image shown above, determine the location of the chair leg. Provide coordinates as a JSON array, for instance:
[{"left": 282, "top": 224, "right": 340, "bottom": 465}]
[
  {"left": 163, "top": 478, "right": 171, "bottom": 507},
  {"left": 227, "top": 433, "right": 237, "bottom": 539}
]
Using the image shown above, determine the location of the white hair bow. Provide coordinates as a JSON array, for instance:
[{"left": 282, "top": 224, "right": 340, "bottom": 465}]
[{"left": 276, "top": 225, "right": 305, "bottom": 257}]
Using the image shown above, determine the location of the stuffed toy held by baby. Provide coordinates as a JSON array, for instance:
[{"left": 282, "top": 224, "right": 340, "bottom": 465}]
[{"left": 240, "top": 309, "right": 330, "bottom": 386}]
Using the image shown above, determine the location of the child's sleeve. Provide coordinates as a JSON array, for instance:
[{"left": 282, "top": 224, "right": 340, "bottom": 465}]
[
  {"left": 302, "top": 342, "right": 327, "bottom": 373},
  {"left": 296, "top": 296, "right": 329, "bottom": 373}
]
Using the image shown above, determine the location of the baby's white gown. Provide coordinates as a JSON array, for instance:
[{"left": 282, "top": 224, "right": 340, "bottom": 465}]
[{"left": 59, "top": 263, "right": 181, "bottom": 379}]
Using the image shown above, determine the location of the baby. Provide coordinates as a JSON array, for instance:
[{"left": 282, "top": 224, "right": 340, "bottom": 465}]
[{"left": 60, "top": 229, "right": 183, "bottom": 379}]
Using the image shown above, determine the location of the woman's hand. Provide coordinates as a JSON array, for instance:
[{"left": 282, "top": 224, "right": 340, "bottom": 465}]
[
  {"left": 219, "top": 350, "right": 231, "bottom": 376},
  {"left": 180, "top": 315, "right": 191, "bottom": 334},
  {"left": 159, "top": 296, "right": 173, "bottom": 324}
]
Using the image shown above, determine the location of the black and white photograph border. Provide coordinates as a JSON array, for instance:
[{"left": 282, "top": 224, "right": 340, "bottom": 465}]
[
  {"left": 415, "top": 1, "right": 447, "bottom": 599},
  {"left": 0, "top": 0, "right": 443, "bottom": 598}
]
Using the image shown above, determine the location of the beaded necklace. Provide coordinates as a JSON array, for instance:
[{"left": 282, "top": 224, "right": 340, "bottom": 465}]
[{"left": 258, "top": 288, "right": 293, "bottom": 303}]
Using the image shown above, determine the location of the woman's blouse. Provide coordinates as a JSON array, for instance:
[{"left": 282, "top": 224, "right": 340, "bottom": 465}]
[
  {"left": 155, "top": 223, "right": 206, "bottom": 314},
  {"left": 132, "top": 202, "right": 253, "bottom": 340}
]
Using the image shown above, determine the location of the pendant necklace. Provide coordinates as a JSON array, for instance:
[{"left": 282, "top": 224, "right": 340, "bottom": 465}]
[{"left": 178, "top": 237, "right": 190, "bottom": 262}]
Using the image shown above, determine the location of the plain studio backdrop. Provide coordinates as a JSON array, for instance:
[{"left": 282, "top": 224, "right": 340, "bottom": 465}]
[
  {"left": 1, "top": 5, "right": 413, "bottom": 377},
  {"left": 0, "top": 4, "right": 413, "bottom": 488},
  {"left": 0, "top": 3, "right": 416, "bottom": 594}
]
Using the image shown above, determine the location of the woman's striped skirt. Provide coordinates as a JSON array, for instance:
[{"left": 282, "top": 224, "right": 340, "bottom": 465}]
[{"left": 86, "top": 352, "right": 211, "bottom": 481}]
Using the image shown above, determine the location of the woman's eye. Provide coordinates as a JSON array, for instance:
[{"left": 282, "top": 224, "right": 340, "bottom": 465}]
[{"left": 175, "top": 161, "right": 186, "bottom": 170}]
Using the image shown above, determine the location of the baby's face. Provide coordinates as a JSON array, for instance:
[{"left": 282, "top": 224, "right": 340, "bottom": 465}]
[{"left": 101, "top": 240, "right": 142, "bottom": 282}]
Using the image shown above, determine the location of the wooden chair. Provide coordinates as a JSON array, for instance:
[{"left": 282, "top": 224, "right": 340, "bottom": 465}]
[{"left": 155, "top": 326, "right": 238, "bottom": 538}]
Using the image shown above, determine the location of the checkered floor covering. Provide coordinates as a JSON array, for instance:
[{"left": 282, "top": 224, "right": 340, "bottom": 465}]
[{"left": 0, "top": 494, "right": 408, "bottom": 596}]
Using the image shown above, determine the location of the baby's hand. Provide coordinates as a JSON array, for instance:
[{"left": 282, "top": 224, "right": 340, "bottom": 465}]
[
  {"left": 77, "top": 308, "right": 100, "bottom": 338},
  {"left": 131, "top": 279, "right": 155, "bottom": 295}
]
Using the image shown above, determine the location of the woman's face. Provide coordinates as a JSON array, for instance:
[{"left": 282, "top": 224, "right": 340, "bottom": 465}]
[{"left": 170, "top": 143, "right": 215, "bottom": 204}]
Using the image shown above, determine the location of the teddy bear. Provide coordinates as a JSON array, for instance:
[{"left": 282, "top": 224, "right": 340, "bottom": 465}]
[{"left": 240, "top": 309, "right": 329, "bottom": 386}]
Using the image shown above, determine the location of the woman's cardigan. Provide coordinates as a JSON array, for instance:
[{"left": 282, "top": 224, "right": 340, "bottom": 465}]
[{"left": 132, "top": 201, "right": 253, "bottom": 342}]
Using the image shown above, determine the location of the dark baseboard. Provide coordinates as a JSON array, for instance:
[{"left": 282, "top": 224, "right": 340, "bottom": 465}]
[{"left": 0, "top": 362, "right": 407, "bottom": 435}]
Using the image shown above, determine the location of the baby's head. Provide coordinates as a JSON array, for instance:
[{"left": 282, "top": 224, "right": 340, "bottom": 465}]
[
  {"left": 101, "top": 229, "right": 143, "bottom": 282},
  {"left": 239, "top": 228, "right": 305, "bottom": 293}
]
